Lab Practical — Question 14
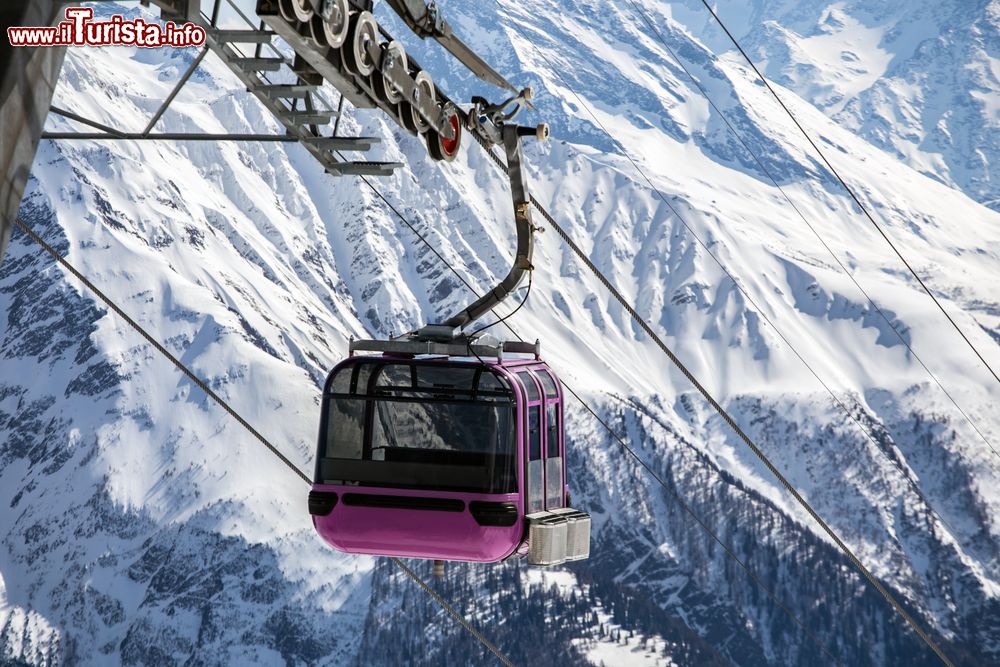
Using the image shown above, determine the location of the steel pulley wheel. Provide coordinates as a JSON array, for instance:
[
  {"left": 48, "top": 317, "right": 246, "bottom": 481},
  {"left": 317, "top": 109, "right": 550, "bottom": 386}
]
[
  {"left": 427, "top": 105, "right": 462, "bottom": 162},
  {"left": 278, "top": 0, "right": 298, "bottom": 23},
  {"left": 308, "top": 14, "right": 328, "bottom": 47},
  {"left": 372, "top": 41, "right": 407, "bottom": 106},
  {"left": 321, "top": 0, "right": 350, "bottom": 49},
  {"left": 291, "top": 0, "right": 315, "bottom": 23},
  {"left": 343, "top": 11, "right": 378, "bottom": 77},
  {"left": 401, "top": 70, "right": 435, "bottom": 134}
]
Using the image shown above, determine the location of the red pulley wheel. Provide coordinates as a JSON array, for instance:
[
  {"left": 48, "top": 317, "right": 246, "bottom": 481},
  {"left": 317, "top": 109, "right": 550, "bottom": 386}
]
[
  {"left": 428, "top": 107, "right": 461, "bottom": 162},
  {"left": 441, "top": 113, "right": 460, "bottom": 156}
]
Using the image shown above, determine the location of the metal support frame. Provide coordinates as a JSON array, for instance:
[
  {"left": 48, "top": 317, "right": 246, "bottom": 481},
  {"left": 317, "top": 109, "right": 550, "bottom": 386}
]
[
  {"left": 0, "top": 0, "right": 68, "bottom": 265},
  {"left": 142, "top": 46, "right": 209, "bottom": 135},
  {"left": 349, "top": 335, "right": 540, "bottom": 360},
  {"left": 382, "top": 0, "right": 514, "bottom": 91},
  {"left": 39, "top": 132, "right": 379, "bottom": 148},
  {"left": 256, "top": 0, "right": 373, "bottom": 109},
  {"left": 49, "top": 105, "right": 126, "bottom": 137},
  {"left": 34, "top": 0, "right": 397, "bottom": 174},
  {"left": 415, "top": 123, "right": 536, "bottom": 340}
]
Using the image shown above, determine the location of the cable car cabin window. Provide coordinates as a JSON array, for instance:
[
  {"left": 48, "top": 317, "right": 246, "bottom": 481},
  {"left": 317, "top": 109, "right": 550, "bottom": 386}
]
[
  {"left": 331, "top": 367, "right": 353, "bottom": 394},
  {"left": 376, "top": 363, "right": 413, "bottom": 388},
  {"left": 415, "top": 365, "right": 477, "bottom": 390},
  {"left": 527, "top": 406, "right": 543, "bottom": 513},
  {"left": 546, "top": 403, "right": 560, "bottom": 458},
  {"left": 327, "top": 397, "right": 365, "bottom": 460},
  {"left": 321, "top": 361, "right": 516, "bottom": 494},
  {"left": 517, "top": 372, "right": 540, "bottom": 402},
  {"left": 537, "top": 369, "right": 560, "bottom": 399},
  {"left": 545, "top": 402, "right": 563, "bottom": 509}
]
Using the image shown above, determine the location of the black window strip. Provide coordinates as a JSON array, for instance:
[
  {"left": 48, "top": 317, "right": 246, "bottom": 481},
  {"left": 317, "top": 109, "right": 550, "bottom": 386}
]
[{"left": 342, "top": 493, "right": 465, "bottom": 512}]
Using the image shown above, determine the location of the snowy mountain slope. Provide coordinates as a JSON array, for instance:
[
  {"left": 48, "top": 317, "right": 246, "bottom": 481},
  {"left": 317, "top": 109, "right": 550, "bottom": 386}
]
[
  {"left": 664, "top": 0, "right": 1000, "bottom": 210},
  {"left": 2, "top": 0, "right": 1000, "bottom": 665}
]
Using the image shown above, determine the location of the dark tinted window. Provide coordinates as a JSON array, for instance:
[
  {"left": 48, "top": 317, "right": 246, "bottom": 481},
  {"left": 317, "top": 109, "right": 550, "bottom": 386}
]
[
  {"left": 537, "top": 370, "right": 559, "bottom": 398},
  {"left": 330, "top": 367, "right": 353, "bottom": 394},
  {"left": 517, "top": 372, "right": 540, "bottom": 402},
  {"left": 478, "top": 372, "right": 504, "bottom": 392},
  {"left": 417, "top": 365, "right": 477, "bottom": 390},
  {"left": 546, "top": 403, "right": 560, "bottom": 458},
  {"left": 319, "top": 361, "right": 516, "bottom": 493},
  {"left": 327, "top": 397, "right": 364, "bottom": 459},
  {"left": 376, "top": 363, "right": 412, "bottom": 388},
  {"left": 528, "top": 406, "right": 541, "bottom": 461},
  {"left": 354, "top": 363, "right": 375, "bottom": 394}
]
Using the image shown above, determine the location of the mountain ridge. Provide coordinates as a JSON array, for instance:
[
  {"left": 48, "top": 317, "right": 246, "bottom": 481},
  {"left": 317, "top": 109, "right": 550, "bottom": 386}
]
[{"left": 2, "top": 0, "right": 1000, "bottom": 664}]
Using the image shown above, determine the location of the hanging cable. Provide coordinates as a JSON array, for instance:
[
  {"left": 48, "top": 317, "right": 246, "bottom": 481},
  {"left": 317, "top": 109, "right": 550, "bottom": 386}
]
[
  {"left": 481, "top": 8, "right": 953, "bottom": 663},
  {"left": 340, "top": 149, "right": 843, "bottom": 662},
  {"left": 617, "top": 0, "right": 997, "bottom": 518},
  {"left": 37, "top": 40, "right": 789, "bottom": 666},
  {"left": 11, "top": 216, "right": 517, "bottom": 667},
  {"left": 690, "top": 0, "right": 1000, "bottom": 391},
  {"left": 25, "top": 18, "right": 836, "bottom": 664},
  {"left": 530, "top": 154, "right": 953, "bottom": 667},
  {"left": 389, "top": 557, "right": 515, "bottom": 667},
  {"left": 469, "top": 272, "right": 532, "bottom": 337}
]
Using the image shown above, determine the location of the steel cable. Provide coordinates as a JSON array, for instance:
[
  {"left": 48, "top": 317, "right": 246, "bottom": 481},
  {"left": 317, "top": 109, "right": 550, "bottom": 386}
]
[
  {"left": 348, "top": 134, "right": 843, "bottom": 662},
  {"left": 478, "top": 128, "right": 951, "bottom": 665},
  {"left": 484, "top": 7, "right": 958, "bottom": 658},
  {"left": 692, "top": 0, "right": 1000, "bottom": 393},
  {"left": 468, "top": 56, "right": 953, "bottom": 663},
  {"left": 619, "top": 0, "right": 996, "bottom": 522},
  {"left": 12, "top": 216, "right": 517, "bottom": 667}
]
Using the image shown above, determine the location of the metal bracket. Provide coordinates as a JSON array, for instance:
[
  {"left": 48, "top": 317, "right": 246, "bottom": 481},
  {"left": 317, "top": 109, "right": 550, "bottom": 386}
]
[
  {"left": 349, "top": 334, "right": 540, "bottom": 360},
  {"left": 364, "top": 37, "right": 452, "bottom": 138},
  {"left": 382, "top": 0, "right": 514, "bottom": 91},
  {"left": 413, "top": 119, "right": 544, "bottom": 341}
]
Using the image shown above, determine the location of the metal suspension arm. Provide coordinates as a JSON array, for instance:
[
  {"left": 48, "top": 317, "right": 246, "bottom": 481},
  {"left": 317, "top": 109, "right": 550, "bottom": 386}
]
[
  {"left": 381, "top": 0, "right": 515, "bottom": 91},
  {"left": 416, "top": 123, "right": 536, "bottom": 339}
]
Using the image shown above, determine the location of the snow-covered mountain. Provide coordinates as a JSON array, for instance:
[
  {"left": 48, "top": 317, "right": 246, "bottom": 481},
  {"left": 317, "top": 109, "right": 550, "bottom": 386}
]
[
  {"left": 2, "top": 0, "right": 1000, "bottom": 665},
  {"left": 682, "top": 0, "right": 1000, "bottom": 210}
]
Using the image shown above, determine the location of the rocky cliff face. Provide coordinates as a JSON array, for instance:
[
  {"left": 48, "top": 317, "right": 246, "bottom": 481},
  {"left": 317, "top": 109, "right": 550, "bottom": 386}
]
[{"left": 2, "top": 1, "right": 999, "bottom": 665}]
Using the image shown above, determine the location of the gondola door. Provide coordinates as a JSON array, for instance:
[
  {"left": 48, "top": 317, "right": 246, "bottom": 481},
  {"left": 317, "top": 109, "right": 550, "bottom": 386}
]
[
  {"left": 516, "top": 370, "right": 545, "bottom": 515},
  {"left": 535, "top": 368, "right": 564, "bottom": 510},
  {"left": 516, "top": 368, "right": 565, "bottom": 515}
]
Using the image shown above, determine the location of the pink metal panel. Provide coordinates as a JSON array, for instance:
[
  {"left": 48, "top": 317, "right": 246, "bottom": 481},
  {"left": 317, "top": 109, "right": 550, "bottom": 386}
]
[{"left": 312, "top": 484, "right": 522, "bottom": 562}]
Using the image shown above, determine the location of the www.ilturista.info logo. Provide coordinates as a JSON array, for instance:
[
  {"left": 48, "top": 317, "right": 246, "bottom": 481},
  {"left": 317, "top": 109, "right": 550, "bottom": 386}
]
[{"left": 6, "top": 7, "right": 206, "bottom": 48}]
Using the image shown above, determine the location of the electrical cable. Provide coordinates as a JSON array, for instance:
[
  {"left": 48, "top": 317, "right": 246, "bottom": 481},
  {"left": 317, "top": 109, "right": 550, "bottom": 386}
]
[
  {"left": 469, "top": 272, "right": 532, "bottom": 337},
  {"left": 528, "top": 158, "right": 954, "bottom": 667},
  {"left": 27, "top": 15, "right": 910, "bottom": 662},
  {"left": 618, "top": 0, "right": 997, "bottom": 526},
  {"left": 11, "top": 216, "right": 518, "bottom": 667},
  {"left": 337, "top": 153, "right": 844, "bottom": 663}
]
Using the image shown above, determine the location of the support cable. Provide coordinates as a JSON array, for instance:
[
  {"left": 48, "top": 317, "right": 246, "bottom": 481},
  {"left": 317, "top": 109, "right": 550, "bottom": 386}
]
[
  {"left": 15, "top": 156, "right": 835, "bottom": 663},
  {"left": 343, "top": 157, "right": 842, "bottom": 665},
  {"left": 30, "top": 18, "right": 871, "bottom": 662},
  {"left": 481, "top": 12, "right": 952, "bottom": 660},
  {"left": 529, "top": 146, "right": 952, "bottom": 667},
  {"left": 619, "top": 1, "right": 997, "bottom": 511},
  {"left": 388, "top": 558, "right": 516, "bottom": 667},
  {"left": 143, "top": 46, "right": 209, "bottom": 136},
  {"left": 692, "top": 0, "right": 1000, "bottom": 391},
  {"left": 11, "top": 216, "right": 516, "bottom": 667}
]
